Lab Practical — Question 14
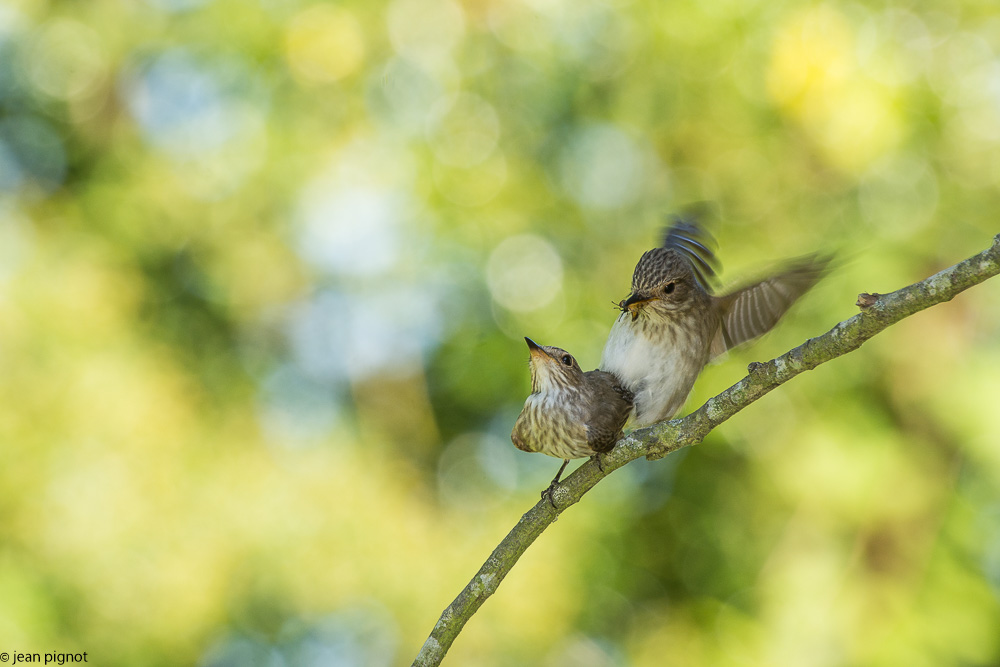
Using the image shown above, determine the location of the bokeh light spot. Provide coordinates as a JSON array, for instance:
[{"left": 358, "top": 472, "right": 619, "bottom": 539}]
[
  {"left": 259, "top": 363, "right": 342, "bottom": 445},
  {"left": 286, "top": 291, "right": 351, "bottom": 384},
  {"left": 767, "top": 6, "right": 905, "bottom": 174},
  {"left": 858, "top": 154, "right": 939, "bottom": 238},
  {"left": 297, "top": 186, "right": 403, "bottom": 276},
  {"left": 438, "top": 432, "right": 517, "bottom": 509},
  {"left": 558, "top": 124, "right": 643, "bottom": 209},
  {"left": 487, "top": 1, "right": 551, "bottom": 54},
  {"left": 426, "top": 93, "right": 500, "bottom": 168},
  {"left": 122, "top": 50, "right": 267, "bottom": 160},
  {"left": 295, "top": 138, "right": 417, "bottom": 276},
  {"left": 27, "top": 19, "right": 107, "bottom": 103},
  {"left": 387, "top": 0, "right": 465, "bottom": 67},
  {"left": 285, "top": 5, "right": 365, "bottom": 85},
  {"left": 367, "top": 57, "right": 444, "bottom": 134},
  {"left": 952, "top": 59, "right": 1000, "bottom": 143},
  {"left": 487, "top": 234, "right": 563, "bottom": 312},
  {"left": 120, "top": 50, "right": 270, "bottom": 199},
  {"left": 856, "top": 10, "right": 932, "bottom": 87},
  {"left": 286, "top": 287, "right": 443, "bottom": 383},
  {"left": 170, "top": 110, "right": 269, "bottom": 201},
  {"left": 342, "top": 287, "right": 442, "bottom": 379},
  {"left": 432, "top": 151, "right": 508, "bottom": 207}
]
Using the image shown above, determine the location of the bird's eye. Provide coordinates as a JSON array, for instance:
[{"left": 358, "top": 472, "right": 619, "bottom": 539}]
[
  {"left": 561, "top": 355, "right": 573, "bottom": 366},
  {"left": 664, "top": 282, "right": 676, "bottom": 294}
]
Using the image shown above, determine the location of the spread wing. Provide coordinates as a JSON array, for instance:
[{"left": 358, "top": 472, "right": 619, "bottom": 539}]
[
  {"left": 584, "top": 371, "right": 635, "bottom": 453},
  {"left": 710, "top": 254, "right": 830, "bottom": 358},
  {"left": 663, "top": 217, "right": 719, "bottom": 292}
]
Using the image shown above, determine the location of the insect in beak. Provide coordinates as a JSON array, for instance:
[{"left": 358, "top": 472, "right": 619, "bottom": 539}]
[{"left": 620, "top": 293, "right": 653, "bottom": 321}]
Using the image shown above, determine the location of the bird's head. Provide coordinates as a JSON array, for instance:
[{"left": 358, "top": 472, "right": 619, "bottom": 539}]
[
  {"left": 524, "top": 337, "right": 583, "bottom": 393},
  {"left": 619, "top": 251, "right": 700, "bottom": 320},
  {"left": 618, "top": 218, "right": 718, "bottom": 322}
]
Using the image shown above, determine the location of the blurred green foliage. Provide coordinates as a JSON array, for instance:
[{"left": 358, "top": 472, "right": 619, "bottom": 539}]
[{"left": 0, "top": 0, "right": 999, "bottom": 665}]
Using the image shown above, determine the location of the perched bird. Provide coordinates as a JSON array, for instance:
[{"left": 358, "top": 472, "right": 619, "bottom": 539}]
[
  {"left": 600, "top": 218, "right": 828, "bottom": 427},
  {"left": 512, "top": 338, "right": 634, "bottom": 492}
]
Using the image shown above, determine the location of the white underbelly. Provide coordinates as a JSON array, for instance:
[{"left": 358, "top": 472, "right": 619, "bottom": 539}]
[{"left": 601, "top": 317, "right": 699, "bottom": 426}]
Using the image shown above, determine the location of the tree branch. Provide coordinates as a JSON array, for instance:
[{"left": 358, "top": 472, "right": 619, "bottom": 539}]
[{"left": 412, "top": 234, "right": 1000, "bottom": 667}]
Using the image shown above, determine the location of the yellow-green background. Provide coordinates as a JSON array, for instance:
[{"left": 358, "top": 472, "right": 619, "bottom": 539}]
[{"left": 1, "top": 0, "right": 999, "bottom": 664}]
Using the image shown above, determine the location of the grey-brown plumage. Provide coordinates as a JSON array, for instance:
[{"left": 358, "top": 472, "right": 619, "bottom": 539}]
[
  {"left": 601, "top": 218, "right": 828, "bottom": 426},
  {"left": 512, "top": 338, "right": 634, "bottom": 487}
]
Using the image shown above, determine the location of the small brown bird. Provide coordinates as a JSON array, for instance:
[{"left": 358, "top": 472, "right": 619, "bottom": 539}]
[
  {"left": 601, "top": 218, "right": 828, "bottom": 426},
  {"left": 512, "top": 338, "right": 634, "bottom": 492}
]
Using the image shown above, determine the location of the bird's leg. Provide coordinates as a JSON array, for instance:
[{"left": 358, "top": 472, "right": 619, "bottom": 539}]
[
  {"left": 590, "top": 452, "right": 606, "bottom": 473},
  {"left": 541, "top": 459, "right": 570, "bottom": 507}
]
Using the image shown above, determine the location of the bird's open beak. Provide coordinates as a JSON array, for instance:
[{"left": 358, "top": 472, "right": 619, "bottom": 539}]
[
  {"left": 524, "top": 337, "right": 553, "bottom": 363},
  {"left": 524, "top": 337, "right": 545, "bottom": 358},
  {"left": 621, "top": 293, "right": 653, "bottom": 321}
]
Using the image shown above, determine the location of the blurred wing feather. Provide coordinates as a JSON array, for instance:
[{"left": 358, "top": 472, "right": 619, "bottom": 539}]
[
  {"left": 711, "top": 255, "right": 830, "bottom": 358},
  {"left": 663, "top": 218, "right": 719, "bottom": 292}
]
